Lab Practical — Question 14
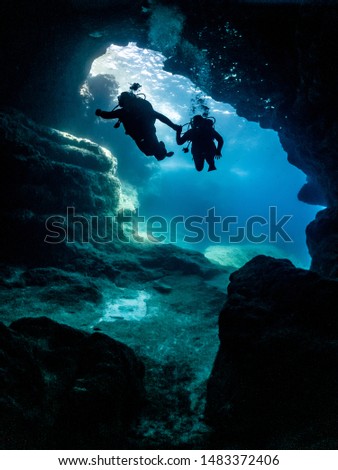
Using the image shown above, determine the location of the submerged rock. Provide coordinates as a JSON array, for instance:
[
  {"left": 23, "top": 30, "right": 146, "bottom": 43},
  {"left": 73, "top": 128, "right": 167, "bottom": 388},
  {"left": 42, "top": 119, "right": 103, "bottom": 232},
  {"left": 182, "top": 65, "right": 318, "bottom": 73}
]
[
  {"left": 0, "top": 108, "right": 119, "bottom": 212},
  {"left": 152, "top": 280, "right": 172, "bottom": 294},
  {"left": 306, "top": 207, "right": 338, "bottom": 279},
  {"left": 0, "top": 109, "right": 121, "bottom": 265},
  {"left": 205, "top": 255, "right": 338, "bottom": 449},
  {"left": 0, "top": 316, "right": 145, "bottom": 449}
]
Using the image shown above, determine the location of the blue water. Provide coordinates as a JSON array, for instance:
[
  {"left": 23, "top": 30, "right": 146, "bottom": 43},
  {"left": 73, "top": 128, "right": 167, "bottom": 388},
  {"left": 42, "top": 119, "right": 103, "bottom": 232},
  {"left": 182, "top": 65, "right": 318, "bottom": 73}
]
[{"left": 84, "top": 42, "right": 322, "bottom": 269}]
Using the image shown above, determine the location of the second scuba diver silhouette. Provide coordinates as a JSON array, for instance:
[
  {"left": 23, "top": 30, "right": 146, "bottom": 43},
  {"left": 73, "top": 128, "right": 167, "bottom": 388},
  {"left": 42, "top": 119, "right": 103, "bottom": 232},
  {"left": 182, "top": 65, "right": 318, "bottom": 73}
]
[
  {"left": 176, "top": 114, "right": 224, "bottom": 172},
  {"left": 95, "top": 83, "right": 180, "bottom": 161}
]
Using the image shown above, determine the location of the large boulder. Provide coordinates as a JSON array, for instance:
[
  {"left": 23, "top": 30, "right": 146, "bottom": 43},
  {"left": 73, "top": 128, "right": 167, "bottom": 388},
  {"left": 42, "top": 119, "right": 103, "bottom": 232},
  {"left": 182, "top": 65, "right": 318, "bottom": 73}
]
[
  {"left": 205, "top": 255, "right": 338, "bottom": 448},
  {"left": 0, "top": 316, "right": 145, "bottom": 449},
  {"left": 306, "top": 207, "right": 338, "bottom": 279}
]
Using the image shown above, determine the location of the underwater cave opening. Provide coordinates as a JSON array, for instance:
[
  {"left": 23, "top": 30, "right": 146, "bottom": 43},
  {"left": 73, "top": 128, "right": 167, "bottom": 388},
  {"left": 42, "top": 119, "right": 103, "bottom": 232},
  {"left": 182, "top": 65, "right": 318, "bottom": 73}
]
[{"left": 81, "top": 42, "right": 322, "bottom": 270}]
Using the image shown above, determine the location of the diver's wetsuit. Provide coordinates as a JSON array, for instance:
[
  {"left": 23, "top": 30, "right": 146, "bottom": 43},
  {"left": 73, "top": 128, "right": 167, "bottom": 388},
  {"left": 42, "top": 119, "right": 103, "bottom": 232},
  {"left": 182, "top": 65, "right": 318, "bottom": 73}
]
[
  {"left": 98, "top": 99, "right": 177, "bottom": 160},
  {"left": 176, "top": 126, "right": 224, "bottom": 171}
]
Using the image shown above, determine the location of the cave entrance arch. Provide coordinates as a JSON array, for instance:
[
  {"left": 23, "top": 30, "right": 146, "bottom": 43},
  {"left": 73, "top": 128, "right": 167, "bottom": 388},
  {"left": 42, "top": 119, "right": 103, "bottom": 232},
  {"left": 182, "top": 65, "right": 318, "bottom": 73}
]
[{"left": 82, "top": 42, "right": 322, "bottom": 269}]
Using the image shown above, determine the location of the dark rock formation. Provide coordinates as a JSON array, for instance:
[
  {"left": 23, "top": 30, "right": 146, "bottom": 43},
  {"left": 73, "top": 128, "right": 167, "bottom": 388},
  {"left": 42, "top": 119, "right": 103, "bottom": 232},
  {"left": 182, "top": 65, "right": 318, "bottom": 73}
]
[
  {"left": 0, "top": 1, "right": 147, "bottom": 133},
  {"left": 0, "top": 316, "right": 145, "bottom": 449},
  {"left": 0, "top": 108, "right": 120, "bottom": 265},
  {"left": 206, "top": 255, "right": 338, "bottom": 448},
  {"left": 0, "top": 108, "right": 119, "bottom": 213},
  {"left": 306, "top": 207, "right": 338, "bottom": 279}
]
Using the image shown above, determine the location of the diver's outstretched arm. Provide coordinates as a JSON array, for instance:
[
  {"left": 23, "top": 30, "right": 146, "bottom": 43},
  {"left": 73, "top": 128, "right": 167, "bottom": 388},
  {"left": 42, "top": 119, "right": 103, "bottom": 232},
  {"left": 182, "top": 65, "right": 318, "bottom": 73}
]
[
  {"left": 95, "top": 109, "right": 121, "bottom": 120},
  {"left": 214, "top": 130, "right": 224, "bottom": 155},
  {"left": 154, "top": 111, "right": 180, "bottom": 131},
  {"left": 176, "top": 128, "right": 191, "bottom": 145}
]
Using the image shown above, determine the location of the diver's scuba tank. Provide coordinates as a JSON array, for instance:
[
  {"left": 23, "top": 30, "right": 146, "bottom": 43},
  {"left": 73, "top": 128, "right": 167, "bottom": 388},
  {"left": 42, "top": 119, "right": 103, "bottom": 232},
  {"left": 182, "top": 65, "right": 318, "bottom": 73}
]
[
  {"left": 112, "top": 84, "right": 143, "bottom": 129},
  {"left": 129, "top": 82, "right": 147, "bottom": 100},
  {"left": 181, "top": 116, "right": 216, "bottom": 153}
]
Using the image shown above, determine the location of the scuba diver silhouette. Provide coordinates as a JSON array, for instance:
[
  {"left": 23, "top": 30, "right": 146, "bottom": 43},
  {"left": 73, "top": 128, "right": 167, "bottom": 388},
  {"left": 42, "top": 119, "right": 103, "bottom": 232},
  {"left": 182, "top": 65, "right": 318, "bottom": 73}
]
[
  {"left": 95, "top": 84, "right": 180, "bottom": 161},
  {"left": 176, "top": 114, "right": 224, "bottom": 172}
]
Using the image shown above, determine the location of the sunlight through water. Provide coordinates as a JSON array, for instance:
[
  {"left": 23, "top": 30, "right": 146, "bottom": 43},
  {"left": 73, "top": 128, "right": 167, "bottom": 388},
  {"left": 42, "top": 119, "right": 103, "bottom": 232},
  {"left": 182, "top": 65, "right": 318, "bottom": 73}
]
[{"left": 86, "top": 42, "right": 322, "bottom": 268}]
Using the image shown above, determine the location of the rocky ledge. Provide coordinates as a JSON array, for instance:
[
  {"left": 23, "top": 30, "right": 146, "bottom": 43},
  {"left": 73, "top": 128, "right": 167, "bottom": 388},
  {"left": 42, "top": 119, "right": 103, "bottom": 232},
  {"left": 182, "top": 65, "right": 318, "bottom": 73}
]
[{"left": 0, "top": 108, "right": 121, "bottom": 265}]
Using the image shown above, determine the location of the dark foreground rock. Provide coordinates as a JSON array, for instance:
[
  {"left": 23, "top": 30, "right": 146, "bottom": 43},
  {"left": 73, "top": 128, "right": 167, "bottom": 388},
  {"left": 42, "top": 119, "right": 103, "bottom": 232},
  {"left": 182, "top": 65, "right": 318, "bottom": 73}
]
[
  {"left": 306, "top": 207, "right": 338, "bottom": 279},
  {"left": 205, "top": 255, "right": 338, "bottom": 449},
  {"left": 0, "top": 316, "right": 145, "bottom": 449}
]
